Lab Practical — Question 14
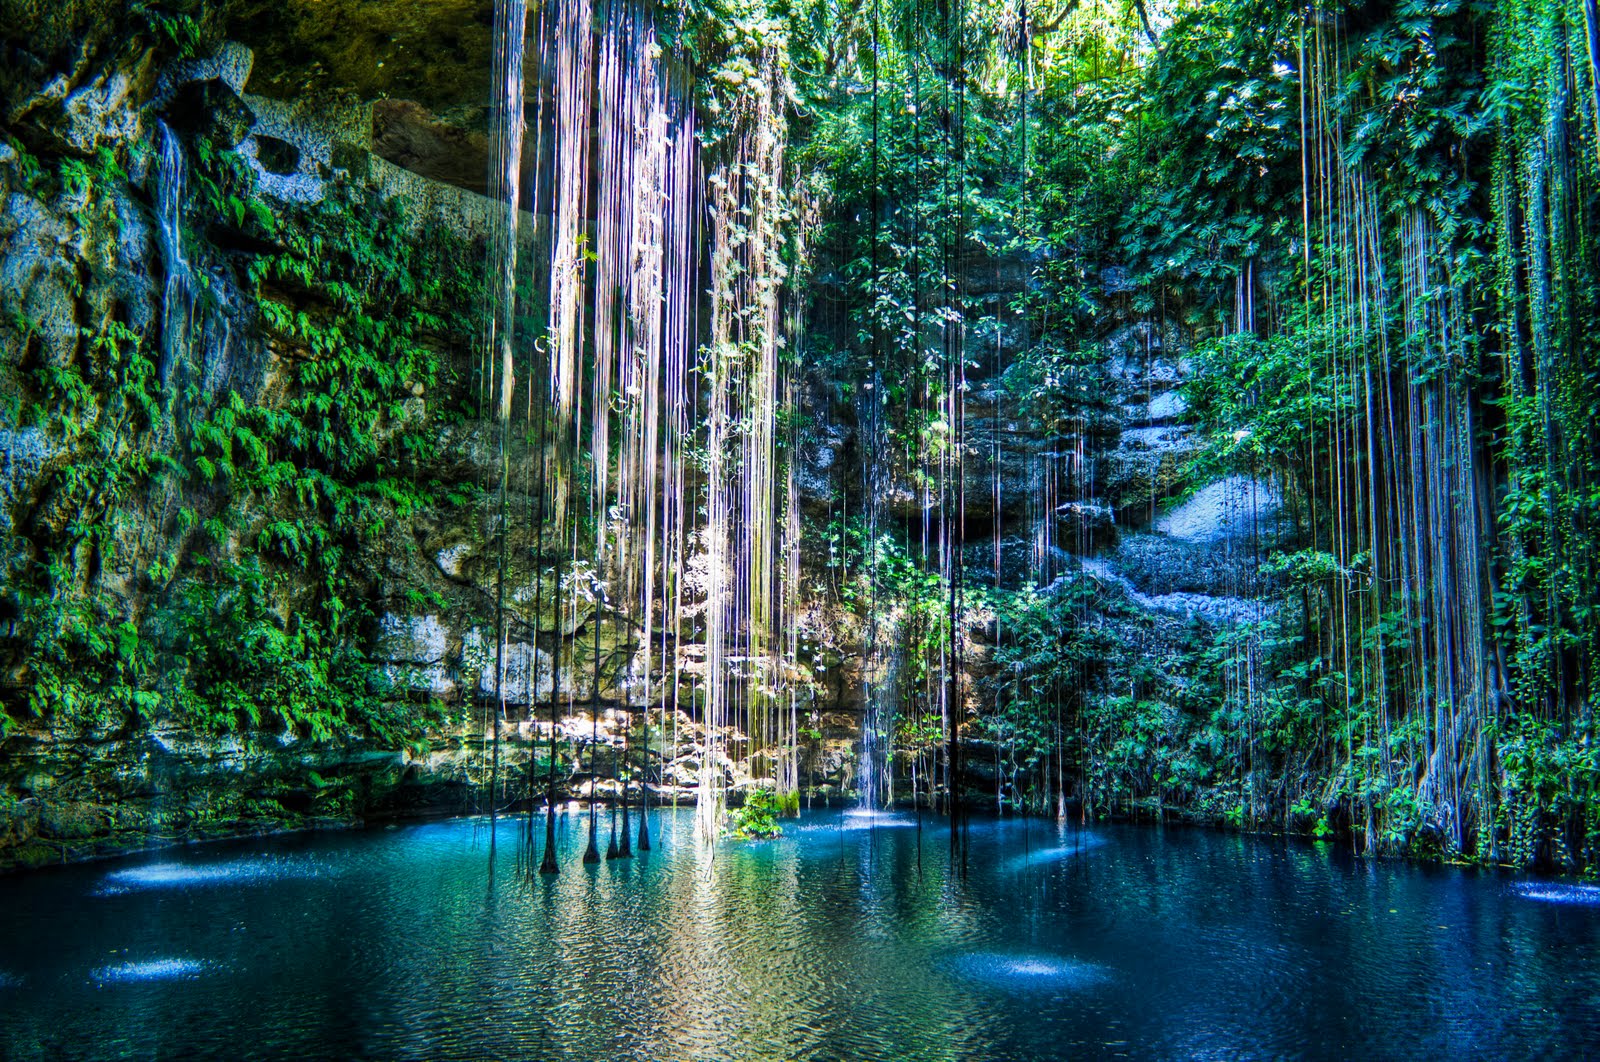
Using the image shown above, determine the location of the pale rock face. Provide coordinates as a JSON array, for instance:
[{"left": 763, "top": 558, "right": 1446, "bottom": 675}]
[
  {"left": 435, "top": 543, "right": 470, "bottom": 577},
  {"left": 376, "top": 614, "right": 449, "bottom": 663},
  {"left": 613, "top": 654, "right": 655, "bottom": 708},
  {"left": 155, "top": 41, "right": 256, "bottom": 105},
  {"left": 477, "top": 641, "right": 557, "bottom": 705},
  {"left": 0, "top": 428, "right": 58, "bottom": 534},
  {"left": 374, "top": 614, "right": 455, "bottom": 698},
  {"left": 1119, "top": 425, "right": 1192, "bottom": 453},
  {"left": 1125, "top": 390, "right": 1189, "bottom": 427},
  {"left": 1081, "top": 556, "right": 1268, "bottom": 624},
  {"left": 1144, "top": 390, "right": 1188, "bottom": 424},
  {"left": 0, "top": 193, "right": 80, "bottom": 366},
  {"left": 377, "top": 662, "right": 456, "bottom": 700},
  {"left": 59, "top": 71, "right": 141, "bottom": 153},
  {"left": 1154, "top": 475, "right": 1280, "bottom": 546},
  {"left": 100, "top": 187, "right": 157, "bottom": 332},
  {"left": 239, "top": 95, "right": 335, "bottom": 204},
  {"left": 7, "top": 73, "right": 71, "bottom": 128}
]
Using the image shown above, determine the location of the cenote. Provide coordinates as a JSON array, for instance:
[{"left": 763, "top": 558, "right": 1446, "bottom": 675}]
[
  {"left": 2, "top": 811, "right": 1598, "bottom": 1060},
  {"left": 5, "top": 0, "right": 1600, "bottom": 1057}
]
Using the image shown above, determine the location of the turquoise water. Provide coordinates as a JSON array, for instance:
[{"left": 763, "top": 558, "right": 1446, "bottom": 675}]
[{"left": 0, "top": 808, "right": 1597, "bottom": 1059}]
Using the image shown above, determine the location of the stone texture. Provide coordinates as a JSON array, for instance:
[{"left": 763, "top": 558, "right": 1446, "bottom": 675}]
[
  {"left": 1154, "top": 475, "right": 1281, "bottom": 546},
  {"left": 0, "top": 192, "right": 81, "bottom": 367},
  {"left": 57, "top": 69, "right": 143, "bottom": 152},
  {"left": 0, "top": 428, "right": 58, "bottom": 535},
  {"left": 226, "top": 0, "right": 494, "bottom": 115},
  {"left": 373, "top": 614, "right": 455, "bottom": 699},
  {"left": 0, "top": 17, "right": 878, "bottom": 875},
  {"left": 371, "top": 98, "right": 490, "bottom": 194},
  {"left": 0, "top": 701, "right": 806, "bottom": 872},
  {"left": 238, "top": 93, "right": 335, "bottom": 203},
  {"left": 153, "top": 40, "right": 255, "bottom": 106}
]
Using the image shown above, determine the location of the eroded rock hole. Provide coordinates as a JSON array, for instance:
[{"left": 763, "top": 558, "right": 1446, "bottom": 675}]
[{"left": 253, "top": 135, "right": 301, "bottom": 175}]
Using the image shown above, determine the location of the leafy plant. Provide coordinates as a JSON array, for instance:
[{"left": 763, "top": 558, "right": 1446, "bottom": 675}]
[{"left": 730, "top": 787, "right": 785, "bottom": 839}]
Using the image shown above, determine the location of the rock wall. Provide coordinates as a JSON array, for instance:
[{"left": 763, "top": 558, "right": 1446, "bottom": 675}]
[
  {"left": 0, "top": 6, "right": 889, "bottom": 872},
  {"left": 0, "top": 703, "right": 868, "bottom": 871},
  {"left": 0, "top": 1, "right": 1284, "bottom": 873}
]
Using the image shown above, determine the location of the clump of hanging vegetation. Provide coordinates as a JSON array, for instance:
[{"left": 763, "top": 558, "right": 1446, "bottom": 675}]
[
  {"left": 730, "top": 787, "right": 785, "bottom": 839},
  {"left": 789, "top": 0, "right": 1600, "bottom": 873},
  {"left": 0, "top": 100, "right": 478, "bottom": 744},
  {"left": 1155, "top": 0, "right": 1600, "bottom": 870}
]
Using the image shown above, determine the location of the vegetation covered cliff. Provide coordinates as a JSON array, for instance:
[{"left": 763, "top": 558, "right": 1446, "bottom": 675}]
[
  {"left": 0, "top": 0, "right": 1596, "bottom": 875},
  {"left": 798, "top": 0, "right": 1600, "bottom": 871}
]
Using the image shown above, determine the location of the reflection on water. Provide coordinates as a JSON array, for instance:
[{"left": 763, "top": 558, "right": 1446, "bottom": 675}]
[
  {"left": 96, "top": 856, "right": 327, "bottom": 895},
  {"left": 90, "top": 959, "right": 209, "bottom": 984},
  {"left": 1000, "top": 833, "right": 1104, "bottom": 873},
  {"left": 804, "top": 808, "right": 924, "bottom": 830},
  {"left": 946, "top": 951, "right": 1114, "bottom": 991},
  {"left": 1512, "top": 882, "right": 1600, "bottom": 905},
  {"left": 0, "top": 809, "right": 1597, "bottom": 1060}
]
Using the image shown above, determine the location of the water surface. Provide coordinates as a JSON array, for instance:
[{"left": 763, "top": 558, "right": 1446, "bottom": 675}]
[{"left": 1, "top": 809, "right": 1596, "bottom": 1060}]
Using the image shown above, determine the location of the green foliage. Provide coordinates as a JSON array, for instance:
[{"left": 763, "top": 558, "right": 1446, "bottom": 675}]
[
  {"left": 1075, "top": 0, "right": 1597, "bottom": 870},
  {"left": 662, "top": 0, "right": 792, "bottom": 138},
  {"left": 1, "top": 125, "right": 476, "bottom": 747},
  {"left": 812, "top": 517, "right": 952, "bottom": 723},
  {"left": 11, "top": 583, "right": 160, "bottom": 731},
  {"left": 989, "top": 581, "right": 1117, "bottom": 731},
  {"left": 1001, "top": 340, "right": 1115, "bottom": 430},
  {"left": 1495, "top": 715, "right": 1600, "bottom": 870},
  {"left": 190, "top": 150, "right": 463, "bottom": 544},
  {"left": 4, "top": 319, "right": 168, "bottom": 730},
  {"left": 1260, "top": 549, "right": 1346, "bottom": 591},
  {"left": 129, "top": 1, "right": 217, "bottom": 59},
  {"left": 783, "top": 0, "right": 1600, "bottom": 872},
  {"left": 1293, "top": 799, "right": 1334, "bottom": 840},
  {"left": 730, "top": 787, "right": 784, "bottom": 839},
  {"left": 167, "top": 558, "right": 432, "bottom": 742},
  {"left": 21, "top": 321, "right": 167, "bottom": 553},
  {"left": 817, "top": 516, "right": 941, "bottom": 613},
  {"left": 1120, "top": 0, "right": 1301, "bottom": 294}
]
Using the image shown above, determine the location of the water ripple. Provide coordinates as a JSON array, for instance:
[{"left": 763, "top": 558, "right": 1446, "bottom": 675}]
[
  {"left": 0, "top": 810, "right": 1595, "bottom": 1060},
  {"left": 1001, "top": 835, "right": 1105, "bottom": 873}
]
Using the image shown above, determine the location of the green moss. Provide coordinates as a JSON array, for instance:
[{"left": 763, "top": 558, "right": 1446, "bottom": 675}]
[
  {"left": 37, "top": 801, "right": 100, "bottom": 840},
  {"left": 12, "top": 840, "right": 57, "bottom": 869},
  {"left": 3, "top": 117, "right": 479, "bottom": 747}
]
